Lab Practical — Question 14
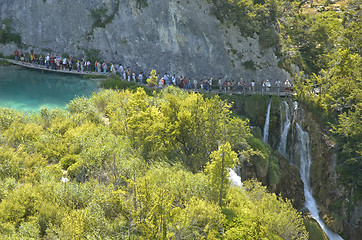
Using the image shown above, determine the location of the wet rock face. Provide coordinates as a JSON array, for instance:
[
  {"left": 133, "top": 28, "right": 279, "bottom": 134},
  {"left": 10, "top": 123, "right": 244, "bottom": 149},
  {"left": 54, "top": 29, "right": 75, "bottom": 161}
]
[{"left": 0, "top": 0, "right": 290, "bottom": 82}]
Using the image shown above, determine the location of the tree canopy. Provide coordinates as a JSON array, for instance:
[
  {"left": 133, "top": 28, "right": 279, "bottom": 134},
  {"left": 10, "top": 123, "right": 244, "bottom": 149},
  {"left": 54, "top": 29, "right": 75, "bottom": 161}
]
[{"left": 0, "top": 88, "right": 308, "bottom": 239}]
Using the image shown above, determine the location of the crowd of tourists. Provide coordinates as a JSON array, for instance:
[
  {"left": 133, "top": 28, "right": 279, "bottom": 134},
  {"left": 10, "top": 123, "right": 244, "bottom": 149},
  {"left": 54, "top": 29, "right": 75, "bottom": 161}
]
[{"left": 13, "top": 49, "right": 293, "bottom": 95}]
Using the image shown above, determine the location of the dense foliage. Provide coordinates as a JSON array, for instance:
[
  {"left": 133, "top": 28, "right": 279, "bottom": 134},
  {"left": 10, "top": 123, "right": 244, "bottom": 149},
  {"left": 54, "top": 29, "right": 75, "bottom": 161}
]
[
  {"left": 209, "top": 0, "right": 361, "bottom": 201},
  {"left": 0, "top": 18, "right": 22, "bottom": 46},
  {"left": 207, "top": 0, "right": 282, "bottom": 49},
  {"left": 0, "top": 88, "right": 308, "bottom": 239},
  {"left": 289, "top": 0, "right": 362, "bottom": 200}
]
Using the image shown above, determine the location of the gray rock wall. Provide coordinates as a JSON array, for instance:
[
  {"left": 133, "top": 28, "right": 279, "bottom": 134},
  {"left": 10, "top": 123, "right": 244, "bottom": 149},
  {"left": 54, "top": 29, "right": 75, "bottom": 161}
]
[{"left": 0, "top": 0, "right": 291, "bottom": 82}]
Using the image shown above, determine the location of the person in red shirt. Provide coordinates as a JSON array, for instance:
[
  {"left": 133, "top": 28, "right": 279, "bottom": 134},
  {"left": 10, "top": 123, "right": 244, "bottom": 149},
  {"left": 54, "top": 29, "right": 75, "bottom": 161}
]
[{"left": 14, "top": 49, "right": 19, "bottom": 60}]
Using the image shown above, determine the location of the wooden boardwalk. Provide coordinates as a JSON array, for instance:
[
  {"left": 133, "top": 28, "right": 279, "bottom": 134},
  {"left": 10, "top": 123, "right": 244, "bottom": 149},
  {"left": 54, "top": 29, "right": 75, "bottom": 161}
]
[
  {"left": 1, "top": 58, "right": 292, "bottom": 97},
  {"left": 1, "top": 58, "right": 109, "bottom": 77}
]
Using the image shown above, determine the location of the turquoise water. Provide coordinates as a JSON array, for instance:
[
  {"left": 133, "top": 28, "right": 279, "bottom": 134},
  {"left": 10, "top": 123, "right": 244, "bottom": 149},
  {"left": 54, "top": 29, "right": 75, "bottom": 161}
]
[{"left": 0, "top": 66, "right": 99, "bottom": 111}]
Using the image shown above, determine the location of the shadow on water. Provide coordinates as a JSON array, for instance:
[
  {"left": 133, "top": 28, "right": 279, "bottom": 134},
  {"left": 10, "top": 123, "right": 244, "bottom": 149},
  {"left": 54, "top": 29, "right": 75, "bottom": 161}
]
[{"left": 0, "top": 66, "right": 98, "bottom": 111}]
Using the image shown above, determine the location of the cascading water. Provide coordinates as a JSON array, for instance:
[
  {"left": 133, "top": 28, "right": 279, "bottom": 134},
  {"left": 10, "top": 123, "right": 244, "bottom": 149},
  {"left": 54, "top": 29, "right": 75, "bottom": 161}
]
[
  {"left": 263, "top": 98, "right": 272, "bottom": 143},
  {"left": 278, "top": 101, "right": 291, "bottom": 157},
  {"left": 228, "top": 168, "right": 242, "bottom": 188},
  {"left": 296, "top": 123, "right": 343, "bottom": 240}
]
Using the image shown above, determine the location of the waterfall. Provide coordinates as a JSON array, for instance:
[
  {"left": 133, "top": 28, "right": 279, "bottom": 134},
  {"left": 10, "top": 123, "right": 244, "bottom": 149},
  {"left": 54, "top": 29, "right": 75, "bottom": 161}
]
[
  {"left": 263, "top": 99, "right": 272, "bottom": 143},
  {"left": 278, "top": 101, "right": 291, "bottom": 156},
  {"left": 296, "top": 123, "right": 343, "bottom": 240},
  {"left": 228, "top": 168, "right": 242, "bottom": 188}
]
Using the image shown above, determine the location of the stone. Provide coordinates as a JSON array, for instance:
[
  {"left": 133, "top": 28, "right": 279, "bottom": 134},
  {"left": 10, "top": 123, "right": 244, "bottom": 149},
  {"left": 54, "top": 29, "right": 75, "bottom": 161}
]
[{"left": 0, "top": 0, "right": 291, "bottom": 83}]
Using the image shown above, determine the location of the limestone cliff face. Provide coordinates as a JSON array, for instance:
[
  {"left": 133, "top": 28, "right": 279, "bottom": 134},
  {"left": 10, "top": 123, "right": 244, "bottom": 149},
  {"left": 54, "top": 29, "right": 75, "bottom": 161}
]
[
  {"left": 301, "top": 106, "right": 362, "bottom": 240},
  {"left": 0, "top": 0, "right": 290, "bottom": 82}
]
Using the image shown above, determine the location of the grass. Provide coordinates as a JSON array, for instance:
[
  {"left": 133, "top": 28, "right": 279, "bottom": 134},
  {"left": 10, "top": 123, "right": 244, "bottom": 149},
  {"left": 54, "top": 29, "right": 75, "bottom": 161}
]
[{"left": 304, "top": 218, "right": 328, "bottom": 240}]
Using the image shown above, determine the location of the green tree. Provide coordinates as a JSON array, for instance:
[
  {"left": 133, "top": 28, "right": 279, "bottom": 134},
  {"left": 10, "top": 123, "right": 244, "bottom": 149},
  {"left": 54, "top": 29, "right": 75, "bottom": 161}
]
[
  {"left": 224, "top": 180, "right": 308, "bottom": 239},
  {"left": 205, "top": 142, "right": 238, "bottom": 208}
]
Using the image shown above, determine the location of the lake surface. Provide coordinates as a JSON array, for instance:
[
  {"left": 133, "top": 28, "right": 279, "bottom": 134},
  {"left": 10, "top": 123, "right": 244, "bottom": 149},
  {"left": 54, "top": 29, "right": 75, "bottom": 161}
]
[{"left": 0, "top": 66, "right": 99, "bottom": 111}]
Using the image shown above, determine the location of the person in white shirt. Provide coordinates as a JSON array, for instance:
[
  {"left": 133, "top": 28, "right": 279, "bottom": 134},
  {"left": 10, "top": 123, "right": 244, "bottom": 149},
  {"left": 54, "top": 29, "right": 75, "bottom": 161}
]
[
  {"left": 87, "top": 60, "right": 91, "bottom": 71},
  {"left": 110, "top": 63, "right": 116, "bottom": 74},
  {"left": 62, "top": 57, "right": 67, "bottom": 70},
  {"left": 266, "top": 79, "right": 271, "bottom": 93},
  {"left": 139, "top": 72, "right": 143, "bottom": 84},
  {"left": 275, "top": 80, "right": 281, "bottom": 95},
  {"left": 119, "top": 64, "right": 124, "bottom": 76},
  {"left": 172, "top": 74, "right": 176, "bottom": 85}
]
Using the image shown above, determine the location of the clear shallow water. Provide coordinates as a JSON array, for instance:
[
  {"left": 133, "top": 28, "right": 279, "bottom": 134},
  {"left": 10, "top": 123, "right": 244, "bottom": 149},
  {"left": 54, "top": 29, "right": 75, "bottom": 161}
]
[{"left": 0, "top": 66, "right": 98, "bottom": 111}]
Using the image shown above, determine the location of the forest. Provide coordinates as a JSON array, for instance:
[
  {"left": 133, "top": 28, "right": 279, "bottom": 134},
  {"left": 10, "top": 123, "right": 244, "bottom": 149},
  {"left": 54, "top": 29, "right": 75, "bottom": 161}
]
[
  {"left": 0, "top": 0, "right": 360, "bottom": 239},
  {"left": 0, "top": 88, "right": 308, "bottom": 239}
]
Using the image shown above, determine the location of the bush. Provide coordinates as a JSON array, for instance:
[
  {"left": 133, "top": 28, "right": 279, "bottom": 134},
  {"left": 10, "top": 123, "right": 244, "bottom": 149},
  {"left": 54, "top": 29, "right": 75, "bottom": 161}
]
[
  {"left": 100, "top": 76, "right": 154, "bottom": 95},
  {"left": 0, "top": 18, "right": 22, "bottom": 46}
]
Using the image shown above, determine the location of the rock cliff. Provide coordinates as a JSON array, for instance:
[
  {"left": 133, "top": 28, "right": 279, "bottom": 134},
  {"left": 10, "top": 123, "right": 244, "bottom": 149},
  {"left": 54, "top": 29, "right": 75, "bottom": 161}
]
[{"left": 0, "top": 0, "right": 290, "bottom": 82}]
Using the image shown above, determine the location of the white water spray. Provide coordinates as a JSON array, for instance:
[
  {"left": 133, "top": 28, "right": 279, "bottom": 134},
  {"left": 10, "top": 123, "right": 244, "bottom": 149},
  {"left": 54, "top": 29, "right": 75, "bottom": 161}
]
[
  {"left": 228, "top": 168, "right": 242, "bottom": 188},
  {"left": 278, "top": 101, "right": 291, "bottom": 156},
  {"left": 263, "top": 99, "right": 272, "bottom": 143},
  {"left": 296, "top": 123, "right": 343, "bottom": 240}
]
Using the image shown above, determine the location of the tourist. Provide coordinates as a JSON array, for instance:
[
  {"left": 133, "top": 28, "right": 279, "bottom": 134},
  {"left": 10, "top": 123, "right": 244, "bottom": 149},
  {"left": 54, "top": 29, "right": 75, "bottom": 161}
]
[
  {"left": 39, "top": 55, "right": 43, "bottom": 66},
  {"left": 172, "top": 74, "right": 176, "bottom": 85},
  {"left": 77, "top": 60, "right": 80, "bottom": 72},
  {"left": 34, "top": 54, "right": 38, "bottom": 66},
  {"left": 204, "top": 78, "right": 208, "bottom": 91},
  {"left": 285, "top": 79, "right": 291, "bottom": 96},
  {"left": 251, "top": 80, "right": 255, "bottom": 93},
  {"left": 87, "top": 60, "right": 91, "bottom": 71},
  {"left": 218, "top": 78, "right": 222, "bottom": 91},
  {"left": 45, "top": 54, "right": 50, "bottom": 68},
  {"left": 181, "top": 77, "right": 187, "bottom": 88},
  {"left": 209, "top": 78, "right": 213, "bottom": 92},
  {"left": 127, "top": 68, "right": 131, "bottom": 81},
  {"left": 164, "top": 73, "right": 169, "bottom": 86},
  {"left": 224, "top": 80, "right": 228, "bottom": 93},
  {"left": 110, "top": 63, "right": 116, "bottom": 74},
  {"left": 121, "top": 68, "right": 125, "bottom": 79},
  {"left": 138, "top": 72, "right": 143, "bottom": 84},
  {"left": 68, "top": 56, "right": 73, "bottom": 71},
  {"left": 275, "top": 80, "right": 281, "bottom": 96},
  {"left": 231, "top": 79, "right": 235, "bottom": 93},
  {"left": 119, "top": 64, "right": 124, "bottom": 76},
  {"left": 97, "top": 61, "right": 101, "bottom": 74},
  {"left": 187, "top": 78, "right": 191, "bottom": 89},
  {"left": 52, "top": 55, "right": 57, "bottom": 70},
  {"left": 56, "top": 56, "right": 61, "bottom": 70},
  {"left": 94, "top": 61, "right": 98, "bottom": 72},
  {"left": 193, "top": 78, "right": 198, "bottom": 90},
  {"left": 102, "top": 62, "right": 107, "bottom": 74},
  {"left": 25, "top": 52, "right": 30, "bottom": 63},
  {"left": 14, "top": 49, "right": 19, "bottom": 60},
  {"left": 80, "top": 59, "right": 84, "bottom": 73},
  {"left": 20, "top": 52, "right": 24, "bottom": 62},
  {"left": 159, "top": 78, "right": 164, "bottom": 88},
  {"left": 62, "top": 57, "right": 67, "bottom": 70},
  {"left": 266, "top": 79, "right": 271, "bottom": 94},
  {"left": 261, "top": 79, "right": 266, "bottom": 96},
  {"left": 200, "top": 79, "right": 204, "bottom": 90}
]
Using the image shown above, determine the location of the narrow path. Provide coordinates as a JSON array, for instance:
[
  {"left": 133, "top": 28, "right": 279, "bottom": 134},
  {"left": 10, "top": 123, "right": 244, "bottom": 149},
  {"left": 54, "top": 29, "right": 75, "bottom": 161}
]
[
  {"left": 1, "top": 58, "right": 292, "bottom": 97},
  {"left": 1, "top": 58, "right": 109, "bottom": 77}
]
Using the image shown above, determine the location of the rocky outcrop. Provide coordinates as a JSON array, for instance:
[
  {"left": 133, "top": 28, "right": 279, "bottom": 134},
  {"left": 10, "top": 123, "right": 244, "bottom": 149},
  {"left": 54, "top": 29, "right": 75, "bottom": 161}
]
[
  {"left": 0, "top": 0, "right": 290, "bottom": 82},
  {"left": 301, "top": 105, "right": 362, "bottom": 240},
  {"left": 232, "top": 96, "right": 361, "bottom": 239}
]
